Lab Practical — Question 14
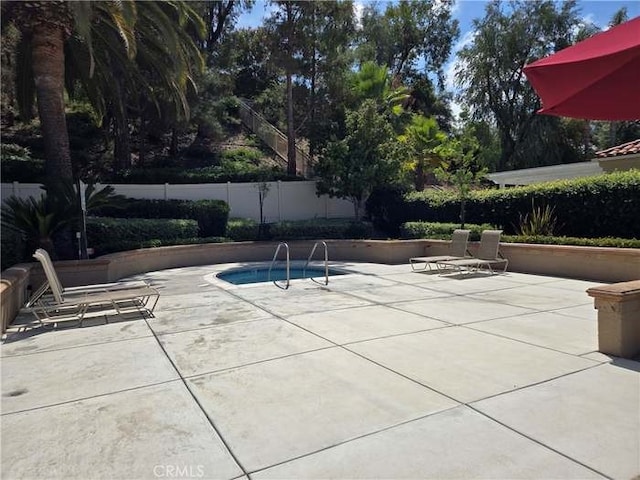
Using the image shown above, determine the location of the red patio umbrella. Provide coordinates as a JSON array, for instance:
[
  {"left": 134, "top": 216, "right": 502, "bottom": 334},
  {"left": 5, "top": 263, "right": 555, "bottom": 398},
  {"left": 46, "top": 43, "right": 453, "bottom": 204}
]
[{"left": 524, "top": 16, "right": 640, "bottom": 121}]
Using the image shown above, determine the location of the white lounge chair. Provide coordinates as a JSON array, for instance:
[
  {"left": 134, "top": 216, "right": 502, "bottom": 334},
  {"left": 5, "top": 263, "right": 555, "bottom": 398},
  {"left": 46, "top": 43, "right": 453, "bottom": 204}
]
[
  {"left": 436, "top": 230, "right": 508, "bottom": 275},
  {"left": 31, "top": 248, "right": 149, "bottom": 298},
  {"left": 25, "top": 250, "right": 159, "bottom": 326},
  {"left": 410, "top": 229, "right": 471, "bottom": 271}
]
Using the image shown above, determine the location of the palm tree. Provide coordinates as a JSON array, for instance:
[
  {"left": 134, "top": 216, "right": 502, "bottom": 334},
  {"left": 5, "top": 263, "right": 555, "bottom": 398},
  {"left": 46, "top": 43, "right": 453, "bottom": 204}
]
[
  {"left": 3, "top": 1, "right": 204, "bottom": 177},
  {"left": 2, "top": 1, "right": 75, "bottom": 180},
  {"left": 399, "top": 115, "right": 450, "bottom": 190}
]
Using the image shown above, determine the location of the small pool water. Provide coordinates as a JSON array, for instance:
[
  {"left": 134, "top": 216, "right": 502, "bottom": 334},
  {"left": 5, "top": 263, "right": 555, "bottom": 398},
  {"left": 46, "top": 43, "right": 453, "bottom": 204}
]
[{"left": 217, "top": 267, "right": 345, "bottom": 285}]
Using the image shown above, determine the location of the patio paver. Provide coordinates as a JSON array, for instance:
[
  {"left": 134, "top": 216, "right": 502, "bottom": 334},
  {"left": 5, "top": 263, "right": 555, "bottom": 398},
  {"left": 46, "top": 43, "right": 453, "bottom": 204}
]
[
  {"left": 2, "top": 336, "right": 178, "bottom": 413},
  {"left": 287, "top": 305, "right": 448, "bottom": 344},
  {"left": 253, "top": 406, "right": 604, "bottom": 479},
  {"left": 473, "top": 363, "right": 640, "bottom": 479},
  {"left": 158, "top": 318, "right": 332, "bottom": 376},
  {"left": 348, "top": 327, "right": 598, "bottom": 403},
  {"left": 1, "top": 382, "right": 243, "bottom": 480},
  {"left": 187, "top": 347, "right": 458, "bottom": 472}
]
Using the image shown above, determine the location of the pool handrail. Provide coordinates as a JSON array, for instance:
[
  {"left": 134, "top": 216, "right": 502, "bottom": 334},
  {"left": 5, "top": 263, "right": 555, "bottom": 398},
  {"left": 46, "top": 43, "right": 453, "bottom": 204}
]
[
  {"left": 304, "top": 241, "right": 329, "bottom": 286},
  {"left": 269, "top": 242, "right": 290, "bottom": 289}
]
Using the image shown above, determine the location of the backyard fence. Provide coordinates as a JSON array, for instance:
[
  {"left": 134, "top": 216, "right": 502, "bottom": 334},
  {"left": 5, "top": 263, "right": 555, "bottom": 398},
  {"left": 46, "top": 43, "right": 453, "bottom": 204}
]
[{"left": 0, "top": 180, "right": 355, "bottom": 223}]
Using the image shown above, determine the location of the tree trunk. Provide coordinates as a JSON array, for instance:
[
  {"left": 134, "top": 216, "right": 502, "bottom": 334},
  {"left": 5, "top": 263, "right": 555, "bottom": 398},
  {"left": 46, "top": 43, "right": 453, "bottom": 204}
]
[
  {"left": 31, "top": 24, "right": 73, "bottom": 180},
  {"left": 415, "top": 162, "right": 425, "bottom": 191},
  {"left": 286, "top": 72, "right": 297, "bottom": 176},
  {"left": 114, "top": 114, "right": 132, "bottom": 170}
]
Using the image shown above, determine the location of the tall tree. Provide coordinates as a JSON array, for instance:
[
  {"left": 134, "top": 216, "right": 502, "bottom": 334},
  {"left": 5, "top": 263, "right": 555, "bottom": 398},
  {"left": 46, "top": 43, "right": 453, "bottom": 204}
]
[
  {"left": 298, "top": 1, "right": 355, "bottom": 157},
  {"left": 455, "top": 0, "right": 590, "bottom": 171},
  {"left": 265, "top": 1, "right": 307, "bottom": 175},
  {"left": 357, "top": 0, "right": 459, "bottom": 86},
  {"left": 2, "top": 1, "right": 75, "bottom": 180}
]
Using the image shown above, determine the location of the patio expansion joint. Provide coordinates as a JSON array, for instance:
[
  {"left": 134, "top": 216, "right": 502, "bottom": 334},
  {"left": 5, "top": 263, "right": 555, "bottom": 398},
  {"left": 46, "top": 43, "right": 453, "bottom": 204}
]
[
  {"left": 465, "top": 402, "right": 615, "bottom": 480},
  {"left": 180, "top": 344, "right": 338, "bottom": 380},
  {"left": 0, "top": 329, "right": 155, "bottom": 358},
  {"left": 141, "top": 316, "right": 250, "bottom": 478},
  {"left": 460, "top": 321, "right": 602, "bottom": 358},
  {"left": 244, "top": 404, "right": 463, "bottom": 477},
  {"left": 152, "top": 316, "right": 271, "bottom": 338},
  {"left": 0, "top": 378, "right": 182, "bottom": 417}
]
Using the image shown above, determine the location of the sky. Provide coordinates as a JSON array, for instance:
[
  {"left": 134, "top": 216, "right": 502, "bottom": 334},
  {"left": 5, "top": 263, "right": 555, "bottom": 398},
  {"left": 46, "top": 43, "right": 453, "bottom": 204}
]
[{"left": 237, "top": 1, "right": 640, "bottom": 118}]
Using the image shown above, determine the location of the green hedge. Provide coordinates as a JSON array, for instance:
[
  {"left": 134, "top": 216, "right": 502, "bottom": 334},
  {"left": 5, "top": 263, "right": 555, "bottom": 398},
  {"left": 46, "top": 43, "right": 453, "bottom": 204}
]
[
  {"left": 108, "top": 166, "right": 301, "bottom": 184},
  {"left": 87, "top": 217, "right": 199, "bottom": 246},
  {"left": 226, "top": 218, "right": 373, "bottom": 241},
  {"left": 270, "top": 219, "right": 373, "bottom": 240},
  {"left": 400, "top": 222, "right": 495, "bottom": 241},
  {"left": 368, "top": 171, "right": 640, "bottom": 239},
  {"left": 226, "top": 218, "right": 265, "bottom": 241},
  {"left": 502, "top": 235, "right": 640, "bottom": 248},
  {"left": 92, "top": 236, "right": 229, "bottom": 256},
  {"left": 93, "top": 199, "right": 229, "bottom": 237}
]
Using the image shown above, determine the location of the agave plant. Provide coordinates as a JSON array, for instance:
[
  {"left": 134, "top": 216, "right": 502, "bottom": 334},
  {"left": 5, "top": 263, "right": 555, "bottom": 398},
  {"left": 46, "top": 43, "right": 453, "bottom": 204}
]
[{"left": 516, "top": 200, "right": 561, "bottom": 236}]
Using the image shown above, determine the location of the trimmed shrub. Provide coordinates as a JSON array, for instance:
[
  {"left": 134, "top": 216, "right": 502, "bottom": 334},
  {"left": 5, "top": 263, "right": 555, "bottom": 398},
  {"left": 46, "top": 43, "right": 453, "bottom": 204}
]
[
  {"left": 270, "top": 219, "right": 373, "bottom": 240},
  {"left": 502, "top": 235, "right": 640, "bottom": 249},
  {"left": 226, "top": 218, "right": 265, "bottom": 241},
  {"left": 400, "top": 222, "right": 495, "bottom": 241},
  {"left": 92, "top": 236, "right": 229, "bottom": 256},
  {"left": 93, "top": 199, "right": 229, "bottom": 237},
  {"left": 370, "top": 171, "right": 640, "bottom": 239},
  {"left": 226, "top": 218, "right": 373, "bottom": 241},
  {"left": 87, "top": 217, "right": 199, "bottom": 246},
  {"left": 108, "top": 165, "right": 301, "bottom": 184}
]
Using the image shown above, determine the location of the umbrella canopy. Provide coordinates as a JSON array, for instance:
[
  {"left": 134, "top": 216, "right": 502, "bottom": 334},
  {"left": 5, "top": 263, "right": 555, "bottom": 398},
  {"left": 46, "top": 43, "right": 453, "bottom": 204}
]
[{"left": 524, "top": 16, "right": 640, "bottom": 120}]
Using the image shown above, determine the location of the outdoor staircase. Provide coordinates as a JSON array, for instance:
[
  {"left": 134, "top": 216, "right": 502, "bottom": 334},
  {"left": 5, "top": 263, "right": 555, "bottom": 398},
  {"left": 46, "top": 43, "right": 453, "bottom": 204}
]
[{"left": 237, "top": 98, "right": 311, "bottom": 177}]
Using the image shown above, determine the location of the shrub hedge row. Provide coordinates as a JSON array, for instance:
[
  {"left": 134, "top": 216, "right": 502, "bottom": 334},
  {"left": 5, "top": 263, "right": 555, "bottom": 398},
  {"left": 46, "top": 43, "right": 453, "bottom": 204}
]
[
  {"left": 92, "top": 236, "right": 229, "bottom": 256},
  {"left": 400, "top": 222, "right": 640, "bottom": 248},
  {"left": 501, "top": 235, "right": 640, "bottom": 249},
  {"left": 400, "top": 222, "right": 495, "bottom": 241},
  {"left": 107, "top": 166, "right": 300, "bottom": 184},
  {"left": 93, "top": 199, "right": 229, "bottom": 237},
  {"left": 226, "top": 218, "right": 374, "bottom": 242},
  {"left": 87, "top": 217, "right": 199, "bottom": 246},
  {"left": 367, "top": 171, "right": 640, "bottom": 239}
]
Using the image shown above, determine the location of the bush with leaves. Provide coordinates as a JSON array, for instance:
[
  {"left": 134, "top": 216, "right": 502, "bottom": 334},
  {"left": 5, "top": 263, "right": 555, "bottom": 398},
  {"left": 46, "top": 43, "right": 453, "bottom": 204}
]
[
  {"left": 93, "top": 199, "right": 229, "bottom": 237},
  {"left": 270, "top": 219, "right": 373, "bottom": 240},
  {"left": 374, "top": 171, "right": 640, "bottom": 239},
  {"left": 87, "top": 217, "right": 199, "bottom": 247},
  {"left": 92, "top": 236, "right": 229, "bottom": 256},
  {"left": 316, "top": 100, "right": 405, "bottom": 219},
  {"left": 0, "top": 143, "right": 45, "bottom": 182},
  {"left": 400, "top": 222, "right": 495, "bottom": 241}
]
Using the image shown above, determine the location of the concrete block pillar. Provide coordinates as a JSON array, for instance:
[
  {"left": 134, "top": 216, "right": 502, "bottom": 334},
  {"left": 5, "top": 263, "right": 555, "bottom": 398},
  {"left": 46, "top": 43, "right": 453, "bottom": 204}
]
[{"left": 587, "top": 280, "right": 640, "bottom": 359}]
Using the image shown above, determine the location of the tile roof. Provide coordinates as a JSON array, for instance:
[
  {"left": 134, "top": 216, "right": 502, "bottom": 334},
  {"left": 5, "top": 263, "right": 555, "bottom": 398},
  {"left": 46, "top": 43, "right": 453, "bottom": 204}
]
[{"left": 595, "top": 139, "right": 640, "bottom": 158}]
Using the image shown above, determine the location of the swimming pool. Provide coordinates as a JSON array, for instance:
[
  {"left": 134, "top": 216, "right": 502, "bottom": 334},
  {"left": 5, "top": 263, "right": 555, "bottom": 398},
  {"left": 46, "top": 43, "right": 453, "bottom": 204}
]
[{"left": 217, "top": 266, "right": 345, "bottom": 285}]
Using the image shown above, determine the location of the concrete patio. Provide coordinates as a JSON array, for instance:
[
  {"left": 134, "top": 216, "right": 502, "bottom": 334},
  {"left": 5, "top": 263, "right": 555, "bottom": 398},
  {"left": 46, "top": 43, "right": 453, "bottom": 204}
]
[{"left": 2, "top": 262, "right": 639, "bottom": 479}]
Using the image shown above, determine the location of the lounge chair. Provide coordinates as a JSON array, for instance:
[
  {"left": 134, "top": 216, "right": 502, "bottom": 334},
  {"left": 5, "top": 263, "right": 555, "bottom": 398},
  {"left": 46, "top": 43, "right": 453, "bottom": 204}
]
[
  {"left": 25, "top": 250, "right": 159, "bottom": 326},
  {"left": 31, "top": 248, "right": 149, "bottom": 299},
  {"left": 410, "top": 229, "right": 471, "bottom": 271},
  {"left": 436, "top": 229, "right": 508, "bottom": 275}
]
